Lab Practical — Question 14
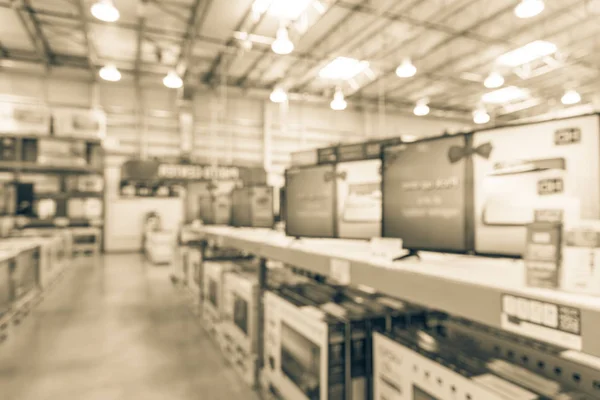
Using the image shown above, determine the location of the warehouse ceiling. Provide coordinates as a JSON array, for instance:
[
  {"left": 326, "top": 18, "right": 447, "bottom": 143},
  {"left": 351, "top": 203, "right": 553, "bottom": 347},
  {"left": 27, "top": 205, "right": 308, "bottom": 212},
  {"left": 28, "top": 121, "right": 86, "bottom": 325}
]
[{"left": 0, "top": 0, "right": 600, "bottom": 123}]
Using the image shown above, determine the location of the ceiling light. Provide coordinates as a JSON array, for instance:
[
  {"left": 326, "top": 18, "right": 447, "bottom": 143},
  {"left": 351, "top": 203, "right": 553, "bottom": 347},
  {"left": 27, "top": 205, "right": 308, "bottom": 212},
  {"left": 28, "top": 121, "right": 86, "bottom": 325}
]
[
  {"left": 313, "top": 0, "right": 327, "bottom": 14},
  {"left": 473, "top": 108, "right": 491, "bottom": 124},
  {"left": 253, "top": 0, "right": 271, "bottom": 14},
  {"left": 99, "top": 64, "right": 121, "bottom": 82},
  {"left": 330, "top": 88, "right": 347, "bottom": 111},
  {"left": 482, "top": 86, "right": 529, "bottom": 104},
  {"left": 588, "top": 0, "right": 600, "bottom": 14},
  {"left": 269, "top": 0, "right": 313, "bottom": 19},
  {"left": 413, "top": 99, "right": 430, "bottom": 116},
  {"left": 270, "top": 87, "right": 288, "bottom": 103},
  {"left": 514, "top": 0, "right": 545, "bottom": 18},
  {"left": 484, "top": 72, "right": 504, "bottom": 89},
  {"left": 395, "top": 58, "right": 417, "bottom": 78},
  {"left": 561, "top": 89, "right": 581, "bottom": 105},
  {"left": 497, "top": 40, "right": 557, "bottom": 67},
  {"left": 91, "top": 0, "right": 120, "bottom": 22},
  {"left": 271, "top": 27, "right": 294, "bottom": 55},
  {"left": 319, "top": 57, "right": 370, "bottom": 80},
  {"left": 163, "top": 70, "right": 183, "bottom": 89}
]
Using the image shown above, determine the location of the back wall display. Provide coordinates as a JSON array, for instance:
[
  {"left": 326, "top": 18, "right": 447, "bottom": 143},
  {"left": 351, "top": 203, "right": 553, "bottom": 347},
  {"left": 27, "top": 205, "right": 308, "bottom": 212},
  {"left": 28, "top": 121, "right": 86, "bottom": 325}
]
[
  {"left": 336, "top": 159, "right": 382, "bottom": 239},
  {"left": 285, "top": 164, "right": 335, "bottom": 238},
  {"left": 473, "top": 114, "right": 600, "bottom": 256},
  {"left": 382, "top": 135, "right": 473, "bottom": 252}
]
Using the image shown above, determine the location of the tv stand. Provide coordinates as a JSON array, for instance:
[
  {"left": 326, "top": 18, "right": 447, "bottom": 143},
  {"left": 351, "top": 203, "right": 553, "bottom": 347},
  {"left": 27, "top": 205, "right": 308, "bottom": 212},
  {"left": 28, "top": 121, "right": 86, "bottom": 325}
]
[{"left": 393, "top": 249, "right": 420, "bottom": 261}]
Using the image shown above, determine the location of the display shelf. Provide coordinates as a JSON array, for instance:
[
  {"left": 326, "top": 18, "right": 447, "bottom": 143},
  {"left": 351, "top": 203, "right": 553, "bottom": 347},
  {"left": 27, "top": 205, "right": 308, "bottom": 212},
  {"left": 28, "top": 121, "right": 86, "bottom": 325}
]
[
  {"left": 21, "top": 218, "right": 103, "bottom": 229},
  {"left": 33, "top": 192, "right": 103, "bottom": 199},
  {"left": 0, "top": 162, "right": 102, "bottom": 175},
  {"left": 193, "top": 225, "right": 600, "bottom": 358}
]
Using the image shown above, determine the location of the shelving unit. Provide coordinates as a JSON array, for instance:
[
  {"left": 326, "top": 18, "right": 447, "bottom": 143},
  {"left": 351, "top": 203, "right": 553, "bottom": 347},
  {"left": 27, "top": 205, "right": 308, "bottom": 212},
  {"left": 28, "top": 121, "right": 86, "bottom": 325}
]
[
  {"left": 0, "top": 132, "right": 105, "bottom": 230},
  {"left": 192, "top": 225, "right": 600, "bottom": 360}
]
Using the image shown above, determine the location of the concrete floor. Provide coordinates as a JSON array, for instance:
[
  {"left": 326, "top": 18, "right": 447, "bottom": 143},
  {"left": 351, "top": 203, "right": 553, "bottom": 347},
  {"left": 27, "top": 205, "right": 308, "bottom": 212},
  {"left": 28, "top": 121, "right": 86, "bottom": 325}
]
[{"left": 0, "top": 254, "right": 260, "bottom": 400}]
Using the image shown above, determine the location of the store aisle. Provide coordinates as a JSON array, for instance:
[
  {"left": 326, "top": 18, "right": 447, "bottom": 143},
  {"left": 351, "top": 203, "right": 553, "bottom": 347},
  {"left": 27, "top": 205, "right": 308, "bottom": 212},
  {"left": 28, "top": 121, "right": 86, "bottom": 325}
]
[{"left": 0, "top": 254, "right": 260, "bottom": 400}]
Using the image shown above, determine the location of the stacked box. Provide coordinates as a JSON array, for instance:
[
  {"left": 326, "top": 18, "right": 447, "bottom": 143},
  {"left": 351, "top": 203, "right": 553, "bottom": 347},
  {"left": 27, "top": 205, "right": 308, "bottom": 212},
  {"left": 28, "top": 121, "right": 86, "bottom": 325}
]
[
  {"left": 373, "top": 327, "right": 589, "bottom": 400},
  {"left": 263, "top": 282, "right": 426, "bottom": 400},
  {"left": 220, "top": 270, "right": 260, "bottom": 386},
  {"left": 202, "top": 261, "right": 238, "bottom": 338}
]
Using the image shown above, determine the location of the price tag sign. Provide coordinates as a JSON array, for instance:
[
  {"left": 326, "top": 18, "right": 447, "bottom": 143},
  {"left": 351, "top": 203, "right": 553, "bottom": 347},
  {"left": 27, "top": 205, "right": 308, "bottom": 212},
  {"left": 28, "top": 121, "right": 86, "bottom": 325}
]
[{"left": 330, "top": 258, "right": 351, "bottom": 285}]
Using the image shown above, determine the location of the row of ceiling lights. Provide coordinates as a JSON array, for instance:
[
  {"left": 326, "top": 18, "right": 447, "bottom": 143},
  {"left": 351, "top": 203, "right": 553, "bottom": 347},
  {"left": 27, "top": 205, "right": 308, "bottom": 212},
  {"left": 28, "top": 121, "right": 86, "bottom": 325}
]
[
  {"left": 91, "top": 0, "right": 184, "bottom": 89},
  {"left": 92, "top": 0, "right": 585, "bottom": 122}
]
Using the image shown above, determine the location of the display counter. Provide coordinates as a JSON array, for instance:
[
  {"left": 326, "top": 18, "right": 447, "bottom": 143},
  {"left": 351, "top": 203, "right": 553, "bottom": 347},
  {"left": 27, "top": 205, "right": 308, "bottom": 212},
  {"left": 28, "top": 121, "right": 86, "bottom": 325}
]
[{"left": 192, "top": 225, "right": 600, "bottom": 358}]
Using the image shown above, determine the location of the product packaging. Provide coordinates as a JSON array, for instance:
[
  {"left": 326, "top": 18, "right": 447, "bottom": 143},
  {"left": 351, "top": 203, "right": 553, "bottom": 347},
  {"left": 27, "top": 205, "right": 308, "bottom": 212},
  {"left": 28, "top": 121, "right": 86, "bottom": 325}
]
[
  {"left": 561, "top": 220, "right": 600, "bottom": 296},
  {"left": 373, "top": 327, "right": 588, "bottom": 400}
]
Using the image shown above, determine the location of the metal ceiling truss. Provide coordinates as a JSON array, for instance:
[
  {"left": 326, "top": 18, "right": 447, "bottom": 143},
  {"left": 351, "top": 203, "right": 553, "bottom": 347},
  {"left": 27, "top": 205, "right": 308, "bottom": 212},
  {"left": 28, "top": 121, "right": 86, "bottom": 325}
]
[{"left": 0, "top": 0, "right": 598, "bottom": 121}]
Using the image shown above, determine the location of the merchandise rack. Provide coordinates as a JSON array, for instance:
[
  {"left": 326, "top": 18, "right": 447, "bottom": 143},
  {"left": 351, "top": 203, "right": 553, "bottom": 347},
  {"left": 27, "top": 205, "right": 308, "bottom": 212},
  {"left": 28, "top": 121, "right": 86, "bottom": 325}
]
[{"left": 193, "top": 225, "right": 600, "bottom": 360}]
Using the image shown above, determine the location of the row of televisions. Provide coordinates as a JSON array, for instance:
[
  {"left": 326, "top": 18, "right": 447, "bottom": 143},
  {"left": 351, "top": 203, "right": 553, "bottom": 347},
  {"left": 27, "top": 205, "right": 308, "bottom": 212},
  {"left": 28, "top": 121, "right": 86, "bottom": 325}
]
[{"left": 281, "top": 114, "right": 600, "bottom": 258}]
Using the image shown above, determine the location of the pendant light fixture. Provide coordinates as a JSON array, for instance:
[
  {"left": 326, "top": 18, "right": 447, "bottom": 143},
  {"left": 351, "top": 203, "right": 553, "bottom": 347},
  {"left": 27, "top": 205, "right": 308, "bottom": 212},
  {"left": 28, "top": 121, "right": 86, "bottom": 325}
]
[
  {"left": 395, "top": 57, "right": 417, "bottom": 78},
  {"left": 473, "top": 107, "right": 491, "bottom": 124},
  {"left": 561, "top": 89, "right": 581, "bottom": 105},
  {"left": 413, "top": 99, "right": 430, "bottom": 116},
  {"left": 163, "top": 70, "right": 183, "bottom": 89},
  {"left": 91, "top": 0, "right": 120, "bottom": 22},
  {"left": 330, "top": 88, "right": 347, "bottom": 111},
  {"left": 99, "top": 64, "right": 121, "bottom": 82},
  {"left": 271, "top": 26, "right": 294, "bottom": 55},
  {"left": 484, "top": 72, "right": 504, "bottom": 89},
  {"left": 514, "top": 0, "right": 545, "bottom": 19},
  {"left": 270, "top": 87, "right": 288, "bottom": 103}
]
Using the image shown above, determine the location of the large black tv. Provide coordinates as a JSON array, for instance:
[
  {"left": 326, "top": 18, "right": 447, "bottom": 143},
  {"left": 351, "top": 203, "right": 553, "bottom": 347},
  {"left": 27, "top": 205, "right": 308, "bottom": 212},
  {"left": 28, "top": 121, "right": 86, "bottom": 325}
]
[
  {"left": 382, "top": 134, "right": 474, "bottom": 253},
  {"left": 285, "top": 164, "right": 336, "bottom": 238}
]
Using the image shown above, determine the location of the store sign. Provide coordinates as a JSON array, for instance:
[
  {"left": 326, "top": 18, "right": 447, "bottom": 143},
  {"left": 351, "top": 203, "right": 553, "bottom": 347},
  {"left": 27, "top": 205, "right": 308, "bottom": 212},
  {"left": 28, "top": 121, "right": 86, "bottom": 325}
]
[
  {"left": 121, "top": 159, "right": 261, "bottom": 182},
  {"left": 157, "top": 164, "right": 240, "bottom": 181}
]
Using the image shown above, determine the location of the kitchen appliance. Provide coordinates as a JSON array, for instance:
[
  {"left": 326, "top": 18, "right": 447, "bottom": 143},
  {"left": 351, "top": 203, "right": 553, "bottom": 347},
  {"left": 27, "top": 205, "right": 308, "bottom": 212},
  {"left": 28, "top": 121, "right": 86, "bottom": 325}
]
[{"left": 202, "top": 261, "right": 238, "bottom": 337}]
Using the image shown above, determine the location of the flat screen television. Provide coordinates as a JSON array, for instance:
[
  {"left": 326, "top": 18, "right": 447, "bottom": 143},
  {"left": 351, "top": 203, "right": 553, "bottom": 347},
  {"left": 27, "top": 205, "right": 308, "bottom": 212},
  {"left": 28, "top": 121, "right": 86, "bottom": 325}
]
[
  {"left": 285, "top": 164, "right": 336, "bottom": 238},
  {"left": 382, "top": 134, "right": 473, "bottom": 253},
  {"left": 233, "top": 293, "right": 248, "bottom": 335},
  {"left": 281, "top": 321, "right": 321, "bottom": 399},
  {"left": 231, "top": 186, "right": 274, "bottom": 228},
  {"left": 208, "top": 278, "right": 218, "bottom": 307}
]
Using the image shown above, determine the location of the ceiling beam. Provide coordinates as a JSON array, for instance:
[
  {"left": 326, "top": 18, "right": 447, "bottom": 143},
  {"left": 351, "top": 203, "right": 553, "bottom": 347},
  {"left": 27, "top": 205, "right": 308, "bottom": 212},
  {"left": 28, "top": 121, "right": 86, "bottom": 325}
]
[
  {"left": 148, "top": 0, "right": 188, "bottom": 22},
  {"left": 10, "top": 0, "right": 53, "bottom": 68},
  {"left": 237, "top": 0, "right": 346, "bottom": 88},
  {"left": 135, "top": 3, "right": 147, "bottom": 73},
  {"left": 203, "top": 3, "right": 264, "bottom": 85},
  {"left": 176, "top": 0, "right": 213, "bottom": 81},
  {"left": 76, "top": 0, "right": 98, "bottom": 79}
]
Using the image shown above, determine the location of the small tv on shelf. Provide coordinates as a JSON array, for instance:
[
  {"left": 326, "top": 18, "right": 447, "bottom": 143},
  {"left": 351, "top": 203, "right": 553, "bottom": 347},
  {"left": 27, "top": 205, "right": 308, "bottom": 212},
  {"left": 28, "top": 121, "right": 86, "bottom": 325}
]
[{"left": 285, "top": 164, "right": 336, "bottom": 238}]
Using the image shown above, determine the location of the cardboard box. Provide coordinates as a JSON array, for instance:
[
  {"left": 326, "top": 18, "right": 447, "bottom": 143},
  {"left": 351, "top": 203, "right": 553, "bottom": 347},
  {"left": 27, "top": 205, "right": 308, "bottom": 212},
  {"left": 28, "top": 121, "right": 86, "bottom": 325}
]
[
  {"left": 562, "top": 220, "right": 600, "bottom": 295},
  {"left": 202, "top": 261, "right": 238, "bottom": 337},
  {"left": 373, "top": 329, "right": 582, "bottom": 400}
]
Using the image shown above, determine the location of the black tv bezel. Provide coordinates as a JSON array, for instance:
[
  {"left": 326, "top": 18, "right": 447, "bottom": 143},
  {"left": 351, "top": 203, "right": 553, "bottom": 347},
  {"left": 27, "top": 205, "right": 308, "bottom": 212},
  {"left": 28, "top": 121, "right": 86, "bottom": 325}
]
[{"left": 381, "top": 133, "right": 475, "bottom": 255}]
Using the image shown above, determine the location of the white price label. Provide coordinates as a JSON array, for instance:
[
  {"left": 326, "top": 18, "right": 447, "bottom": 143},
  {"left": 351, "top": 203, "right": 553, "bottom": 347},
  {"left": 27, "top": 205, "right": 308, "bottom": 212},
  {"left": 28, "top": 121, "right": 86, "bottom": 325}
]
[{"left": 330, "top": 258, "right": 351, "bottom": 285}]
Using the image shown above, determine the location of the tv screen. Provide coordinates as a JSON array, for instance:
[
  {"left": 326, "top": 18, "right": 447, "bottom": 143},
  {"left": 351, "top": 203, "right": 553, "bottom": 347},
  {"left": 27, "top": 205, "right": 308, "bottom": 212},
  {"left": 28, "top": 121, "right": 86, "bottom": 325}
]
[
  {"left": 413, "top": 385, "right": 439, "bottom": 400},
  {"left": 382, "top": 135, "right": 471, "bottom": 253},
  {"left": 231, "top": 188, "right": 251, "bottom": 227},
  {"left": 336, "top": 159, "right": 382, "bottom": 239},
  {"left": 250, "top": 186, "right": 274, "bottom": 228},
  {"left": 281, "top": 322, "right": 320, "bottom": 399},
  {"left": 208, "top": 279, "right": 218, "bottom": 307},
  {"left": 233, "top": 293, "right": 249, "bottom": 335},
  {"left": 285, "top": 165, "right": 335, "bottom": 238},
  {"left": 0, "top": 263, "right": 10, "bottom": 315}
]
